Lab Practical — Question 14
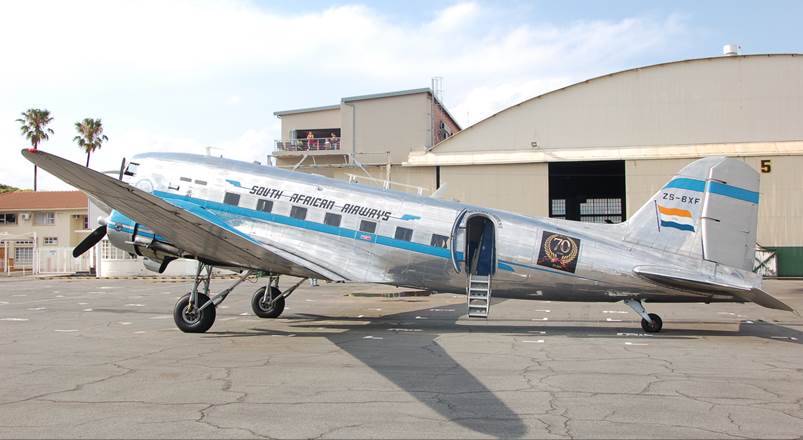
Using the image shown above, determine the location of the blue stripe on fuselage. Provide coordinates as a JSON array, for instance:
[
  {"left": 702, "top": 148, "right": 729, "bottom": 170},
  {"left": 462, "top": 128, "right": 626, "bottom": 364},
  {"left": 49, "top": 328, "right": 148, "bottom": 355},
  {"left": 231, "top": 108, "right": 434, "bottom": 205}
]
[
  {"left": 708, "top": 181, "right": 760, "bottom": 203},
  {"left": 663, "top": 178, "right": 759, "bottom": 203},
  {"left": 663, "top": 178, "right": 706, "bottom": 192},
  {"left": 147, "top": 190, "right": 563, "bottom": 276}
]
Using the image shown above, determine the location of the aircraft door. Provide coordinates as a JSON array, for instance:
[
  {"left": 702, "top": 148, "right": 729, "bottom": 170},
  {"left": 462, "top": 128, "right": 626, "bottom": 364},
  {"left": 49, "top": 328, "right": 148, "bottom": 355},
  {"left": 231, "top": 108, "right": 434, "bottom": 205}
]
[
  {"left": 464, "top": 214, "right": 496, "bottom": 277},
  {"left": 450, "top": 209, "right": 468, "bottom": 273},
  {"left": 462, "top": 212, "right": 497, "bottom": 318}
]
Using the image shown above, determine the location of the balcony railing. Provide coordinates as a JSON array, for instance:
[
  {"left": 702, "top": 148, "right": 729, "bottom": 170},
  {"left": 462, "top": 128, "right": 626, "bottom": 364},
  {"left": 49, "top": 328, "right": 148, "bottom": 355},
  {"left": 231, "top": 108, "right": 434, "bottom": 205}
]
[{"left": 275, "top": 137, "right": 342, "bottom": 152}]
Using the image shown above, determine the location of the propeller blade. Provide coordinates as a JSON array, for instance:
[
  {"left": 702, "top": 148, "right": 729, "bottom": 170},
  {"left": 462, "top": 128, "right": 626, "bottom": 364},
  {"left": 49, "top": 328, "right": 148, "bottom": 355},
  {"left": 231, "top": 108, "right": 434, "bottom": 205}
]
[
  {"left": 118, "top": 157, "right": 126, "bottom": 180},
  {"left": 73, "top": 225, "right": 107, "bottom": 258}
]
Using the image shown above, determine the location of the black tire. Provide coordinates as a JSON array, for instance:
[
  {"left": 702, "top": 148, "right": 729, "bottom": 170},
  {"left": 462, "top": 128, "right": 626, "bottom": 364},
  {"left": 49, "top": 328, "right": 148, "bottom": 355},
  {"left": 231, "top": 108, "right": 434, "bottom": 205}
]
[
  {"left": 251, "top": 286, "right": 285, "bottom": 318},
  {"left": 640, "top": 313, "right": 663, "bottom": 333},
  {"left": 173, "top": 293, "right": 216, "bottom": 333}
]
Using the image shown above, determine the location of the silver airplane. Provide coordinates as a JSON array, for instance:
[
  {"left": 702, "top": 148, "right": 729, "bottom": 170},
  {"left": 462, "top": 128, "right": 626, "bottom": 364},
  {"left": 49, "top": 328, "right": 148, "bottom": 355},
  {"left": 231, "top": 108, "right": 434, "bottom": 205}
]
[{"left": 22, "top": 149, "right": 795, "bottom": 334}]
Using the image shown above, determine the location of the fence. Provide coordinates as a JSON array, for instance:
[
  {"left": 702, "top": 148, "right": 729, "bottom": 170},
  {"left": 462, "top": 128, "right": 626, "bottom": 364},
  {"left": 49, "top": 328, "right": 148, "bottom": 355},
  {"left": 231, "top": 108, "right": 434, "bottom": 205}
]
[
  {"left": 36, "top": 247, "right": 92, "bottom": 274},
  {"left": 275, "top": 137, "right": 341, "bottom": 152}
]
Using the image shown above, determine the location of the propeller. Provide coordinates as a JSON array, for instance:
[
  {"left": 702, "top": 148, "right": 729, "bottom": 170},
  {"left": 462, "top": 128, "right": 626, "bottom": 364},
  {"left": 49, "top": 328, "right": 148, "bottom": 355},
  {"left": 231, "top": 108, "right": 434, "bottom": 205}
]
[
  {"left": 73, "top": 225, "right": 107, "bottom": 258},
  {"left": 118, "top": 157, "right": 126, "bottom": 180}
]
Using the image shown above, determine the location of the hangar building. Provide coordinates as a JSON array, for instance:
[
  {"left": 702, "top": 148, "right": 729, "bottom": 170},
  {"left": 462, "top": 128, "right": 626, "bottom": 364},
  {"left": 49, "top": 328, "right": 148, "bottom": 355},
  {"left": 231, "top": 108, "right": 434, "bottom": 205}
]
[{"left": 404, "top": 54, "right": 803, "bottom": 276}]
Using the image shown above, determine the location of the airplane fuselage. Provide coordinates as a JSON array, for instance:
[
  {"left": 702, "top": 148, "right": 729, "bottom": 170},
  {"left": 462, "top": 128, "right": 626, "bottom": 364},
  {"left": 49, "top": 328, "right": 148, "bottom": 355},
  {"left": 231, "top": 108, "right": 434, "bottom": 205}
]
[{"left": 108, "top": 152, "right": 757, "bottom": 305}]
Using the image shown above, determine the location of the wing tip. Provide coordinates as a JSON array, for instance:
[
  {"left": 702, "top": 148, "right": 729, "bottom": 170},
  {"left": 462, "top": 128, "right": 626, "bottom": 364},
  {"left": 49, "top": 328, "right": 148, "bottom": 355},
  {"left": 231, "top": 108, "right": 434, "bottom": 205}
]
[{"left": 20, "top": 148, "right": 43, "bottom": 161}]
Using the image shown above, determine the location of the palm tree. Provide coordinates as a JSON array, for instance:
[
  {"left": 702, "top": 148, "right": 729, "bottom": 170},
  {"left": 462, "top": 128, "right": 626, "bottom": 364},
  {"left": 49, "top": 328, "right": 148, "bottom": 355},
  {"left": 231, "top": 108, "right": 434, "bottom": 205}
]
[
  {"left": 16, "top": 109, "right": 54, "bottom": 192},
  {"left": 73, "top": 118, "right": 109, "bottom": 167}
]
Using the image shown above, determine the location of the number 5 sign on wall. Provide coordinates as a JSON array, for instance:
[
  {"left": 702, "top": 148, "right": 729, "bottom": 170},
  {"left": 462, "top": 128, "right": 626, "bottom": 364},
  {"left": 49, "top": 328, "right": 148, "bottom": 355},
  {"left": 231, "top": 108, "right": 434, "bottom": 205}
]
[{"left": 761, "top": 159, "right": 772, "bottom": 173}]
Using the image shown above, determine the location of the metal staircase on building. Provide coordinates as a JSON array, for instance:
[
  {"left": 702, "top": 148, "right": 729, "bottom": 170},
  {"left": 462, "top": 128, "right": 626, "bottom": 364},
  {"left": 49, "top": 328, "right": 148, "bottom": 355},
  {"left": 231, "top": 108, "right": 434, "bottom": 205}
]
[{"left": 467, "top": 274, "right": 492, "bottom": 318}]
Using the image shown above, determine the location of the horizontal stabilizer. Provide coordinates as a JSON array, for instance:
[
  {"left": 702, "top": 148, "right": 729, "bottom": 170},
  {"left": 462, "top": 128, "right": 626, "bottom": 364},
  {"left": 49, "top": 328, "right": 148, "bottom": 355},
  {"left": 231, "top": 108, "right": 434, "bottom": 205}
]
[
  {"left": 633, "top": 265, "right": 795, "bottom": 312},
  {"left": 730, "top": 288, "right": 795, "bottom": 312}
]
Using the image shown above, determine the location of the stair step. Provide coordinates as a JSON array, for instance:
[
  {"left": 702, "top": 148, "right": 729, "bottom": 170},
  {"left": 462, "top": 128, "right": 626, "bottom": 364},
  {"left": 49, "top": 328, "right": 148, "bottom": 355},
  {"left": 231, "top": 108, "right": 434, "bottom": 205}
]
[{"left": 466, "top": 275, "right": 492, "bottom": 318}]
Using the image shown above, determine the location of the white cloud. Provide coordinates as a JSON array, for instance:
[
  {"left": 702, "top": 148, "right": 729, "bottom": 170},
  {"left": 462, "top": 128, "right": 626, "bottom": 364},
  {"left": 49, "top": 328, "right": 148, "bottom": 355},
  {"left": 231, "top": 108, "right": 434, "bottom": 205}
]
[{"left": 0, "top": 1, "right": 690, "bottom": 189}]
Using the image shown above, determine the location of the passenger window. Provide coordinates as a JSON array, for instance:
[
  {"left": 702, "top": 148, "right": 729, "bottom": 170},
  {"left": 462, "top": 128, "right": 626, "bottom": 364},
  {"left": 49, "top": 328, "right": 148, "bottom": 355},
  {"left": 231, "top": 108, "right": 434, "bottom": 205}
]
[
  {"left": 223, "top": 192, "right": 240, "bottom": 206},
  {"left": 290, "top": 206, "right": 307, "bottom": 220},
  {"left": 324, "top": 213, "right": 341, "bottom": 227},
  {"left": 430, "top": 234, "right": 449, "bottom": 249},
  {"left": 179, "top": 177, "right": 191, "bottom": 182},
  {"left": 395, "top": 227, "right": 413, "bottom": 242},
  {"left": 359, "top": 220, "right": 376, "bottom": 233},
  {"left": 195, "top": 180, "right": 207, "bottom": 186},
  {"left": 256, "top": 199, "right": 273, "bottom": 213}
]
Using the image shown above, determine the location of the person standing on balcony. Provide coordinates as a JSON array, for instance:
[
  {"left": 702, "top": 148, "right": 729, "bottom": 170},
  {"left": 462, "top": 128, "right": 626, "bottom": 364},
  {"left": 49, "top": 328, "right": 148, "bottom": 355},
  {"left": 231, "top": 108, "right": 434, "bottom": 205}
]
[
  {"left": 329, "top": 132, "right": 338, "bottom": 149},
  {"left": 306, "top": 131, "right": 315, "bottom": 150}
]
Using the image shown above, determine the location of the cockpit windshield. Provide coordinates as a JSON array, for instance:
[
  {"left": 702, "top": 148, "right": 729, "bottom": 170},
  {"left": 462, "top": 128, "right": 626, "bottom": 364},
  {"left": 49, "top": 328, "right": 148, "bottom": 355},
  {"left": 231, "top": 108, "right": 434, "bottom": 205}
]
[{"left": 123, "top": 162, "right": 139, "bottom": 177}]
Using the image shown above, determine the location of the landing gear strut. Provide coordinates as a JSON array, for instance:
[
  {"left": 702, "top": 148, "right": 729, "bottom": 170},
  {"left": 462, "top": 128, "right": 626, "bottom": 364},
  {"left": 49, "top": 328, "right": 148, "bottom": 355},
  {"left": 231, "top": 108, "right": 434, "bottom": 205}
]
[
  {"left": 173, "top": 263, "right": 254, "bottom": 333},
  {"left": 624, "top": 298, "right": 663, "bottom": 333},
  {"left": 251, "top": 276, "right": 306, "bottom": 319}
]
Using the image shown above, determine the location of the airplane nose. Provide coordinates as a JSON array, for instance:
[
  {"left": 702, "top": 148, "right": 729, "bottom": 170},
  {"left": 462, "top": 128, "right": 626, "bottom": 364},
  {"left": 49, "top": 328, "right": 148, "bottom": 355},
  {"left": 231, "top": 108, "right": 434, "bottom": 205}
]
[{"left": 98, "top": 216, "right": 109, "bottom": 226}]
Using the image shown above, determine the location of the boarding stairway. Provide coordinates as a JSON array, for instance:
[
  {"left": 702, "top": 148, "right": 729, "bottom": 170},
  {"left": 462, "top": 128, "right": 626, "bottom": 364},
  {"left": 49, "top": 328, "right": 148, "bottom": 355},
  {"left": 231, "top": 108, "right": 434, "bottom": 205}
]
[{"left": 467, "top": 274, "right": 492, "bottom": 318}]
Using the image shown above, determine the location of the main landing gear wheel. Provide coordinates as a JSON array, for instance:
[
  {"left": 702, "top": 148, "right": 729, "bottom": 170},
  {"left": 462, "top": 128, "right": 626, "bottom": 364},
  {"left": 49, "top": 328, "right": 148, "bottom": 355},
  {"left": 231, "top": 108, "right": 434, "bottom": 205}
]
[
  {"left": 251, "top": 286, "right": 285, "bottom": 318},
  {"left": 640, "top": 313, "right": 663, "bottom": 333},
  {"left": 174, "top": 293, "right": 216, "bottom": 333}
]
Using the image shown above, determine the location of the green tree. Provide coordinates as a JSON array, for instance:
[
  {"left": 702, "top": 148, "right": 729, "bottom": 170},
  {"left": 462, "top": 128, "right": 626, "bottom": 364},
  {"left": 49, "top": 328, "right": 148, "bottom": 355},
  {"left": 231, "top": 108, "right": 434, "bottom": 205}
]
[
  {"left": 16, "top": 108, "right": 54, "bottom": 192},
  {"left": 0, "top": 184, "right": 19, "bottom": 194},
  {"left": 73, "top": 118, "right": 109, "bottom": 167}
]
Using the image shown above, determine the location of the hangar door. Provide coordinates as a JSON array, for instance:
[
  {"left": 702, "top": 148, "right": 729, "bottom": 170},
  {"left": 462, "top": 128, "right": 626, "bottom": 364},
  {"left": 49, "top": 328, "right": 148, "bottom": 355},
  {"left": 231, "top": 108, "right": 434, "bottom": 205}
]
[{"left": 548, "top": 161, "right": 625, "bottom": 223}]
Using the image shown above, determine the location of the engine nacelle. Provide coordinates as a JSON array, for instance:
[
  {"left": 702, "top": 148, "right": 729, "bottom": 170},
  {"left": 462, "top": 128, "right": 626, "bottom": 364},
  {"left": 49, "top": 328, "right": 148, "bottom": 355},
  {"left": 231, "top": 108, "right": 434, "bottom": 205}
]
[{"left": 106, "top": 210, "right": 183, "bottom": 272}]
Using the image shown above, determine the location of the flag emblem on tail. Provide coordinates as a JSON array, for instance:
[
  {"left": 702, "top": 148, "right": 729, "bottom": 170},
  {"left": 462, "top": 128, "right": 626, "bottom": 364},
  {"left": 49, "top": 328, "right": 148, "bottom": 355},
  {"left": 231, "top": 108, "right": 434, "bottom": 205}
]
[{"left": 657, "top": 204, "right": 695, "bottom": 232}]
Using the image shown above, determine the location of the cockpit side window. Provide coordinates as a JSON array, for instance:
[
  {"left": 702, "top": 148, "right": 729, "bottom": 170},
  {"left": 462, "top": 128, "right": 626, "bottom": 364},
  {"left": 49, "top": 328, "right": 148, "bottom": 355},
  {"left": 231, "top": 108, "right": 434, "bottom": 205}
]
[{"left": 123, "top": 162, "right": 140, "bottom": 177}]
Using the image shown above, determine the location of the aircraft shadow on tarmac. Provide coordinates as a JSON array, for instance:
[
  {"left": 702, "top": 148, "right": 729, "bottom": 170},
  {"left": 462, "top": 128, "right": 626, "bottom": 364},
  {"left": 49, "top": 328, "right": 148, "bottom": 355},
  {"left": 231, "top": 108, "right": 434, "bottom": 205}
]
[{"left": 205, "top": 302, "right": 801, "bottom": 438}]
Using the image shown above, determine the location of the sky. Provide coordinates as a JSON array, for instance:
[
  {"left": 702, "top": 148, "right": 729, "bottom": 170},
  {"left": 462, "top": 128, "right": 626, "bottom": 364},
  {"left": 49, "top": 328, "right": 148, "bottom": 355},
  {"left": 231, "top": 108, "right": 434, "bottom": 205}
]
[{"left": 1, "top": 0, "right": 801, "bottom": 190}]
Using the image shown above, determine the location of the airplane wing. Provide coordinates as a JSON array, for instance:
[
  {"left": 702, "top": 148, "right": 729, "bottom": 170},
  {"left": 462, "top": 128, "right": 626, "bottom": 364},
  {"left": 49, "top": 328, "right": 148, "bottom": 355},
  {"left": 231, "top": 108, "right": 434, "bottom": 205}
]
[
  {"left": 21, "top": 149, "right": 347, "bottom": 281},
  {"left": 633, "top": 265, "right": 794, "bottom": 311}
]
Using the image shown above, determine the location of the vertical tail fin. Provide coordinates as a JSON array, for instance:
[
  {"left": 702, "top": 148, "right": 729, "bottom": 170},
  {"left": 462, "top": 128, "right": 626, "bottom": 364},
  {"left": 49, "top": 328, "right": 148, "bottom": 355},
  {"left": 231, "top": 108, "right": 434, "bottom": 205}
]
[{"left": 626, "top": 156, "right": 760, "bottom": 271}]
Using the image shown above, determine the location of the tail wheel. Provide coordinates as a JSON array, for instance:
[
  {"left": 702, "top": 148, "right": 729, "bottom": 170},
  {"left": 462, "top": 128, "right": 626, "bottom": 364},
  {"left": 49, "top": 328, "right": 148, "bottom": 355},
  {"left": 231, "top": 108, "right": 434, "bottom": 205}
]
[
  {"left": 251, "top": 286, "right": 285, "bottom": 318},
  {"left": 640, "top": 313, "right": 663, "bottom": 333},
  {"left": 174, "top": 293, "right": 216, "bottom": 333}
]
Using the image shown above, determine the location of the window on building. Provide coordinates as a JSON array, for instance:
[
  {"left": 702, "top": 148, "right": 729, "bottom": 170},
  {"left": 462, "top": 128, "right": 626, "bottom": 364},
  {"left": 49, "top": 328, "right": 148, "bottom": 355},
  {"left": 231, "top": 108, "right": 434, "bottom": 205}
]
[
  {"left": 578, "top": 198, "right": 623, "bottom": 224},
  {"left": 223, "top": 192, "right": 240, "bottom": 206},
  {"left": 15, "top": 247, "right": 33, "bottom": 266},
  {"left": 43, "top": 237, "right": 58, "bottom": 246},
  {"left": 430, "top": 234, "right": 449, "bottom": 249},
  {"left": 323, "top": 213, "right": 341, "bottom": 227},
  {"left": 100, "top": 240, "right": 136, "bottom": 260},
  {"left": 290, "top": 206, "right": 307, "bottom": 220},
  {"left": 395, "top": 227, "right": 413, "bottom": 242},
  {"left": 256, "top": 199, "right": 273, "bottom": 213},
  {"left": 550, "top": 199, "right": 566, "bottom": 219},
  {"left": 34, "top": 212, "right": 55, "bottom": 225},
  {"left": 0, "top": 213, "right": 17, "bottom": 224},
  {"left": 359, "top": 220, "right": 376, "bottom": 234}
]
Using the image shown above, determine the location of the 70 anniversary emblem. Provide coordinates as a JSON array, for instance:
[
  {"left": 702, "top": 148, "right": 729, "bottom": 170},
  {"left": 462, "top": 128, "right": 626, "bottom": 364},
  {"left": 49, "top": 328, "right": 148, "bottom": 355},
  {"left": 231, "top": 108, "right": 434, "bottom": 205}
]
[{"left": 537, "top": 231, "right": 581, "bottom": 273}]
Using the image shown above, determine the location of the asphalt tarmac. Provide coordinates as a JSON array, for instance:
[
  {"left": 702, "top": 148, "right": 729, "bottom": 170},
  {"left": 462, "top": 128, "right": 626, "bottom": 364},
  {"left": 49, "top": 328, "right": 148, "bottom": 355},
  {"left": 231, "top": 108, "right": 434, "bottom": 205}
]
[{"left": 0, "top": 277, "right": 801, "bottom": 439}]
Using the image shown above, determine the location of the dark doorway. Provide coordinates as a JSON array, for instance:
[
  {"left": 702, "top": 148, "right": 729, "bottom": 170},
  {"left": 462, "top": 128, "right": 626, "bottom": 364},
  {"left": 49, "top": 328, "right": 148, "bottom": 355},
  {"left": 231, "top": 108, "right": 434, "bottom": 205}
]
[
  {"left": 465, "top": 215, "right": 496, "bottom": 276},
  {"left": 548, "top": 161, "right": 625, "bottom": 223}
]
